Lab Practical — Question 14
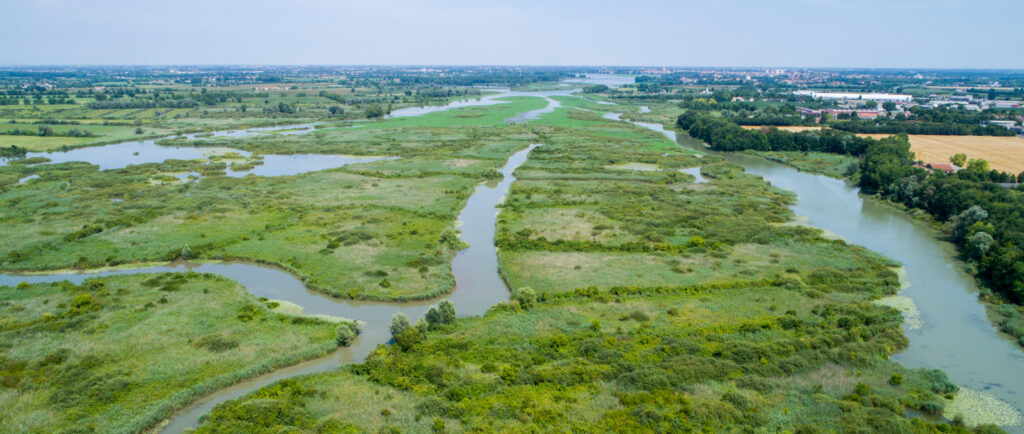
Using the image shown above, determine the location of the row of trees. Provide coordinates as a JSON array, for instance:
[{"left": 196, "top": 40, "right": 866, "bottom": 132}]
[
  {"left": 858, "top": 137, "right": 1024, "bottom": 303},
  {"left": 677, "top": 111, "right": 879, "bottom": 155},
  {"left": 831, "top": 119, "right": 1015, "bottom": 136},
  {"left": 679, "top": 108, "right": 1024, "bottom": 304},
  {"left": 85, "top": 99, "right": 199, "bottom": 109},
  {"left": 389, "top": 300, "right": 456, "bottom": 351},
  {"left": 0, "top": 126, "right": 95, "bottom": 138}
]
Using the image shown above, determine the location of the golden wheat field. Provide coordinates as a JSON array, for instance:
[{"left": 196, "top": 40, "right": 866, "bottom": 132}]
[
  {"left": 742, "top": 126, "right": 1024, "bottom": 173},
  {"left": 860, "top": 134, "right": 1024, "bottom": 173}
]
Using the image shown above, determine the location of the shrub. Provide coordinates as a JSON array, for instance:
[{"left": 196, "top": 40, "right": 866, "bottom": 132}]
[
  {"left": 626, "top": 310, "right": 650, "bottom": 322},
  {"left": 721, "top": 391, "right": 751, "bottom": 410},
  {"left": 920, "top": 369, "right": 958, "bottom": 394},
  {"left": 425, "top": 301, "right": 459, "bottom": 329},
  {"left": 394, "top": 327, "right": 422, "bottom": 352},
  {"left": 192, "top": 334, "right": 239, "bottom": 352},
  {"left": 390, "top": 313, "right": 411, "bottom": 338},
  {"left": 71, "top": 293, "right": 93, "bottom": 309},
  {"left": 336, "top": 322, "right": 357, "bottom": 346},
  {"left": 918, "top": 400, "right": 943, "bottom": 415},
  {"left": 515, "top": 287, "right": 537, "bottom": 311},
  {"left": 889, "top": 373, "right": 903, "bottom": 386},
  {"left": 438, "top": 300, "right": 456, "bottom": 324}
]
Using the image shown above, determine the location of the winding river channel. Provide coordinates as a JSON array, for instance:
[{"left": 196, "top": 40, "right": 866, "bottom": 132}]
[
  {"left": 613, "top": 111, "right": 1024, "bottom": 431},
  {"left": 2, "top": 79, "right": 1023, "bottom": 430}
]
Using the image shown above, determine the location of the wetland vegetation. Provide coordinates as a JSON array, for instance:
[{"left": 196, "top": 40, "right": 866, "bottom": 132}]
[{"left": 2, "top": 66, "right": 1022, "bottom": 433}]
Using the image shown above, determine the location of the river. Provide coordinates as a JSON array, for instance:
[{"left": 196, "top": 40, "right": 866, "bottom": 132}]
[
  {"left": 0, "top": 139, "right": 539, "bottom": 432},
  {"left": 4, "top": 85, "right": 1022, "bottom": 430},
  {"left": 610, "top": 112, "right": 1024, "bottom": 431}
]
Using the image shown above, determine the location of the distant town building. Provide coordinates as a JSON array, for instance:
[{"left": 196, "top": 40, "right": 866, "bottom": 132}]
[
  {"left": 994, "top": 101, "right": 1022, "bottom": 109},
  {"left": 793, "top": 90, "right": 912, "bottom": 103},
  {"left": 796, "top": 107, "right": 880, "bottom": 120},
  {"left": 987, "top": 120, "right": 1019, "bottom": 129}
]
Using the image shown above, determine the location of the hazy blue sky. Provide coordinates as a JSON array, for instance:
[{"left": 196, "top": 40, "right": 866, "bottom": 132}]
[{"left": 2, "top": 0, "right": 1021, "bottom": 68}]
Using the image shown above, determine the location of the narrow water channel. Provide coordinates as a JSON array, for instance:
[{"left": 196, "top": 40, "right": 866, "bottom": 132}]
[
  {"left": 0, "top": 88, "right": 566, "bottom": 431},
  {"left": 613, "top": 115, "right": 1024, "bottom": 430},
  {"left": 0, "top": 144, "right": 539, "bottom": 432}
]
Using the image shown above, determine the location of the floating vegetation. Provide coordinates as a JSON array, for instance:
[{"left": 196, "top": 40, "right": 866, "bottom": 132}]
[
  {"left": 944, "top": 388, "right": 1023, "bottom": 428},
  {"left": 874, "top": 295, "right": 924, "bottom": 331},
  {"left": 775, "top": 215, "right": 847, "bottom": 242},
  {"left": 267, "top": 299, "right": 358, "bottom": 325}
]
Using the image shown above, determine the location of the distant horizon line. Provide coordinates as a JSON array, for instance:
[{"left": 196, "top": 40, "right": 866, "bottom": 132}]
[{"left": 1, "top": 64, "right": 1023, "bottom": 72}]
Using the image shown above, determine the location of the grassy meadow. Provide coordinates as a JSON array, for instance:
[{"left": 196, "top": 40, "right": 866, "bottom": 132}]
[
  {"left": 0, "top": 273, "right": 341, "bottom": 433},
  {"left": 189, "top": 98, "right": 1000, "bottom": 432},
  {"left": 0, "top": 96, "right": 549, "bottom": 301}
]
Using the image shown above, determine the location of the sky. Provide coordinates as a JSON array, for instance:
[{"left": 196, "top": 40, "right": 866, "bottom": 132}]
[{"left": 1, "top": 0, "right": 1022, "bottom": 68}]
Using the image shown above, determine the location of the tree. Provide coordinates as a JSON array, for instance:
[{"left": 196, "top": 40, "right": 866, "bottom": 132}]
[
  {"left": 425, "top": 306, "right": 441, "bottom": 326},
  {"left": 950, "top": 153, "right": 968, "bottom": 167},
  {"left": 390, "top": 313, "right": 410, "bottom": 338},
  {"left": 968, "top": 159, "right": 990, "bottom": 174},
  {"left": 394, "top": 327, "right": 422, "bottom": 351},
  {"left": 949, "top": 205, "right": 988, "bottom": 242},
  {"left": 336, "top": 322, "right": 357, "bottom": 345},
  {"left": 883, "top": 102, "right": 897, "bottom": 112},
  {"left": 365, "top": 103, "right": 387, "bottom": 118},
  {"left": 967, "top": 231, "right": 994, "bottom": 259},
  {"left": 425, "top": 301, "right": 456, "bottom": 328},
  {"left": 438, "top": 300, "right": 456, "bottom": 324},
  {"left": 515, "top": 287, "right": 537, "bottom": 311}
]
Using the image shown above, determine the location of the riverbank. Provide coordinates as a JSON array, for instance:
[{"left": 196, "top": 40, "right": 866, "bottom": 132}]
[
  {"left": 186, "top": 101, "right": 989, "bottom": 432},
  {"left": 0, "top": 273, "right": 343, "bottom": 433},
  {"left": 740, "top": 148, "right": 1024, "bottom": 354}
]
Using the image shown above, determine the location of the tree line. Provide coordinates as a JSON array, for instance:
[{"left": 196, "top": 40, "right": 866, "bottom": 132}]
[
  {"left": 858, "top": 138, "right": 1024, "bottom": 304},
  {"left": 0, "top": 126, "right": 95, "bottom": 138},
  {"left": 677, "top": 111, "right": 879, "bottom": 155},
  {"left": 677, "top": 109, "right": 1024, "bottom": 305}
]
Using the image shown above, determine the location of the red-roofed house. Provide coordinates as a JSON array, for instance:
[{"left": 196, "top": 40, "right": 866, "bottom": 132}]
[{"left": 926, "top": 163, "right": 957, "bottom": 173}]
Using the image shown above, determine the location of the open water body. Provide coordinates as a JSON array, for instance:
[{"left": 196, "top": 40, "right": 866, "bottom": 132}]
[
  {"left": 4, "top": 83, "right": 1022, "bottom": 430},
  {"left": 612, "top": 113, "right": 1024, "bottom": 431},
  {"left": 0, "top": 102, "right": 543, "bottom": 431},
  {"left": 0, "top": 123, "right": 393, "bottom": 177}
]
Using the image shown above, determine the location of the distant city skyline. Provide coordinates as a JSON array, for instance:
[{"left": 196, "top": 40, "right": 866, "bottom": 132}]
[{"left": 2, "top": 0, "right": 1022, "bottom": 69}]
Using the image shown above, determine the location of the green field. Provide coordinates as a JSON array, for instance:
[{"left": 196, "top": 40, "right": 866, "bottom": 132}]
[
  {"left": 188, "top": 93, "right": 992, "bottom": 433},
  {"left": 756, "top": 151, "right": 860, "bottom": 179},
  {"left": 0, "top": 96, "right": 551, "bottom": 301},
  {"left": 0, "top": 273, "right": 342, "bottom": 433}
]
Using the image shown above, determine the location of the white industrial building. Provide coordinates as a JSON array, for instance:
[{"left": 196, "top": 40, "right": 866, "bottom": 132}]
[{"left": 794, "top": 90, "right": 913, "bottom": 102}]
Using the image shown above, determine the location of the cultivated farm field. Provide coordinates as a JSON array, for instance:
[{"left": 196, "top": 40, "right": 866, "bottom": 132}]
[
  {"left": 877, "top": 134, "right": 1024, "bottom": 173},
  {"left": 743, "top": 125, "right": 1024, "bottom": 173}
]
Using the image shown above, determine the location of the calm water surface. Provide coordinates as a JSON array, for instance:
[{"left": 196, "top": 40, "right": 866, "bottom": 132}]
[
  {"left": 0, "top": 123, "right": 393, "bottom": 177},
  {"left": 616, "top": 115, "right": 1024, "bottom": 431},
  {"left": 0, "top": 143, "right": 540, "bottom": 432},
  {"left": 6, "top": 88, "right": 1019, "bottom": 430}
]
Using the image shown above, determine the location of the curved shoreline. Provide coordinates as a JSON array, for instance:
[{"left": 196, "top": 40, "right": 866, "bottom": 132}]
[
  {"left": 0, "top": 90, "right": 554, "bottom": 432},
  {"left": 0, "top": 143, "right": 541, "bottom": 433}
]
